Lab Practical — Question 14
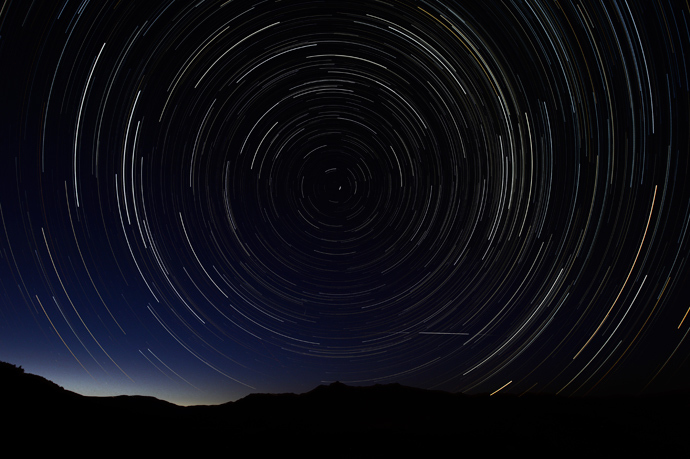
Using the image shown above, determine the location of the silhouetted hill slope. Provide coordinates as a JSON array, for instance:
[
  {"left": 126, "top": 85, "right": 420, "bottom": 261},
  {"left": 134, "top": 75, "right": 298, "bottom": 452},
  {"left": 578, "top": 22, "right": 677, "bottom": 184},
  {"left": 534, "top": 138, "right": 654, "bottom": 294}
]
[{"left": 2, "top": 361, "right": 688, "bottom": 457}]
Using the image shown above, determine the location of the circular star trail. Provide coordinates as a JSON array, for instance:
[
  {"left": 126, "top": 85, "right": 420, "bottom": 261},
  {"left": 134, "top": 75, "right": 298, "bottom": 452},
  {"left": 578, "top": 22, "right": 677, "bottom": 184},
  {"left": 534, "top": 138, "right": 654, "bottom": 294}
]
[{"left": 1, "top": 0, "right": 689, "bottom": 405}]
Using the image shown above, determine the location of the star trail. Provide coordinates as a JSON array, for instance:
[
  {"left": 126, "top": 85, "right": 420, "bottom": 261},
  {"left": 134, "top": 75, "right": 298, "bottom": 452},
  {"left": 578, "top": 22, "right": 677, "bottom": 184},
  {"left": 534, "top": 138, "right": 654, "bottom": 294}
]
[{"left": 1, "top": 0, "right": 689, "bottom": 406}]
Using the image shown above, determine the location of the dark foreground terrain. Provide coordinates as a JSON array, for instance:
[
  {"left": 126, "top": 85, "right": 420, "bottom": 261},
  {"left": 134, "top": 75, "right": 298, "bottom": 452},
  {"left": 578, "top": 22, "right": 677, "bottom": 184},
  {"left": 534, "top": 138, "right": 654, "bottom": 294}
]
[{"left": 2, "top": 361, "right": 687, "bottom": 457}]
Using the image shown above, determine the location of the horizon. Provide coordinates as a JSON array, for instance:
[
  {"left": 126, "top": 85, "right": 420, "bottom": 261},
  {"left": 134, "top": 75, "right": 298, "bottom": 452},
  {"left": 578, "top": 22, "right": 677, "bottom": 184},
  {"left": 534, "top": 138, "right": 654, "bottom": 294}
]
[
  {"left": 1, "top": 0, "right": 690, "bottom": 407},
  {"left": 5, "top": 360, "right": 688, "bottom": 409}
]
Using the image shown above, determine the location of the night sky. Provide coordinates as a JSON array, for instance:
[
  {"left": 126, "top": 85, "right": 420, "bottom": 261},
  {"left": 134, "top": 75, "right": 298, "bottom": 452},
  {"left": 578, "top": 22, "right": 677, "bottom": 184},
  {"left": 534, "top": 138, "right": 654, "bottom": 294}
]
[{"left": 1, "top": 0, "right": 689, "bottom": 407}]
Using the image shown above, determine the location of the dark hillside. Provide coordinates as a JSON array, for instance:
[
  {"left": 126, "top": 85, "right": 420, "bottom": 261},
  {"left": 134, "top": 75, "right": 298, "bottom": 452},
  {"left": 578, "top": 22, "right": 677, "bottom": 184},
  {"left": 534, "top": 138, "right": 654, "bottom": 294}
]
[{"left": 2, "top": 361, "right": 687, "bottom": 457}]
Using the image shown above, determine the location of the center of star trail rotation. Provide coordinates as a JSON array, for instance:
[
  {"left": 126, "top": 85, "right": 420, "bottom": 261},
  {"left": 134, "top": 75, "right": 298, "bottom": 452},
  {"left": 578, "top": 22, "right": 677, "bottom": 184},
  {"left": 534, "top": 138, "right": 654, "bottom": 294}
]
[{"left": 0, "top": 0, "right": 689, "bottom": 405}]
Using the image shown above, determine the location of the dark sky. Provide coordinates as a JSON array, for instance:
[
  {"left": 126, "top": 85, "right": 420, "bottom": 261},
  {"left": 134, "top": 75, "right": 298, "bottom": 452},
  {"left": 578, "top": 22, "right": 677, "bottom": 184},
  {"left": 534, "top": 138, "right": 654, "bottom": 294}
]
[{"left": 1, "top": 0, "right": 689, "bottom": 406}]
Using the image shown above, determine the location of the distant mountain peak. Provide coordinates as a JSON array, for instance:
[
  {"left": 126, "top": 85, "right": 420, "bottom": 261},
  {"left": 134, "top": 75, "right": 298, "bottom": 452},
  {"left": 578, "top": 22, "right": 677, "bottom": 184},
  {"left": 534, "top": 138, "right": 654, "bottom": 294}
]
[{"left": 1, "top": 360, "right": 686, "bottom": 457}]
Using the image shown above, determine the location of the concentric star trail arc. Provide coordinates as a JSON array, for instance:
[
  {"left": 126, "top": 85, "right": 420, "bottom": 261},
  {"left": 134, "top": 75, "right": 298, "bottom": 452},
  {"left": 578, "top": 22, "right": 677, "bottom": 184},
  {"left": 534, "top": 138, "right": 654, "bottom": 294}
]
[{"left": 0, "top": 0, "right": 688, "bottom": 406}]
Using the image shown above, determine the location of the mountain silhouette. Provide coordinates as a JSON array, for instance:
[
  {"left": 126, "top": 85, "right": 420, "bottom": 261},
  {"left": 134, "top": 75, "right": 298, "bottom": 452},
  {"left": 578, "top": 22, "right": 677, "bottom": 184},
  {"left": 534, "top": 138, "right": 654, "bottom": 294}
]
[{"left": 2, "top": 361, "right": 687, "bottom": 457}]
